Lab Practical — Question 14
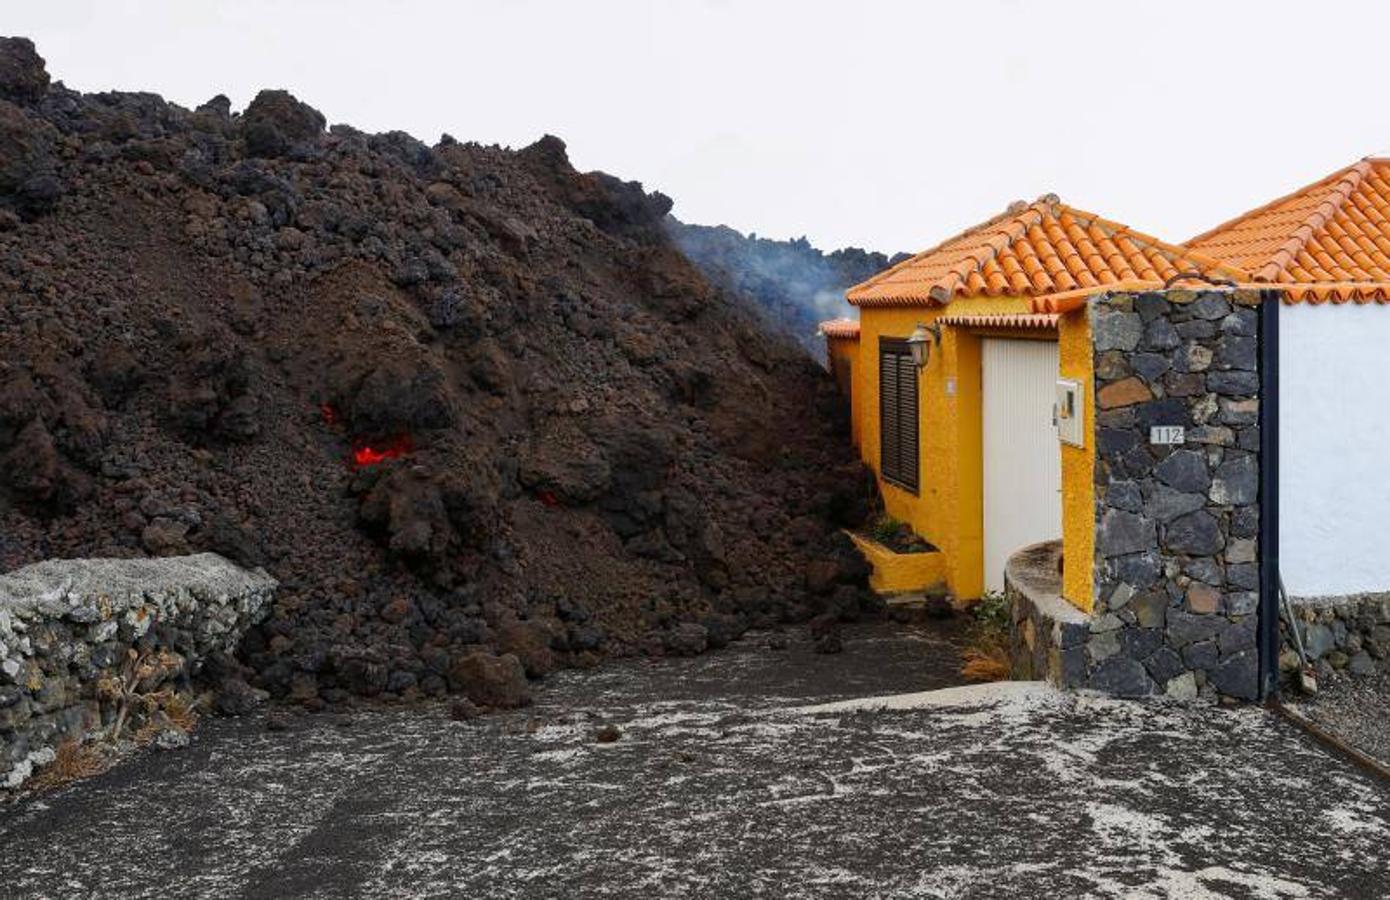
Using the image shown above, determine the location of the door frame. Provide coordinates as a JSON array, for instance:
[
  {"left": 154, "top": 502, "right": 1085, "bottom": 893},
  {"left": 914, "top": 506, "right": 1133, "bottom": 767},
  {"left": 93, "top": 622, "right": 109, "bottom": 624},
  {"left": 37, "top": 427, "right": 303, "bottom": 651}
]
[{"left": 979, "top": 333, "right": 1063, "bottom": 594}]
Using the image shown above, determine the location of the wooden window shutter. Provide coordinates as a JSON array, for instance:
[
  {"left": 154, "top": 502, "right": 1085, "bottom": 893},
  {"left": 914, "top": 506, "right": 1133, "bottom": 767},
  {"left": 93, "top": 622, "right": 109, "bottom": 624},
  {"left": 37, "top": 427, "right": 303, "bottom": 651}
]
[{"left": 879, "top": 339, "right": 919, "bottom": 492}]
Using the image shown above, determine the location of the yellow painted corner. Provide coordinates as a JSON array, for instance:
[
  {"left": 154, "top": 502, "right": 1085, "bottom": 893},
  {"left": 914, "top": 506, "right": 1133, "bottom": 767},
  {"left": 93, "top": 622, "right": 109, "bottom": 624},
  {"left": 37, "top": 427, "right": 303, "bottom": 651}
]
[{"left": 1058, "top": 309, "right": 1094, "bottom": 612}]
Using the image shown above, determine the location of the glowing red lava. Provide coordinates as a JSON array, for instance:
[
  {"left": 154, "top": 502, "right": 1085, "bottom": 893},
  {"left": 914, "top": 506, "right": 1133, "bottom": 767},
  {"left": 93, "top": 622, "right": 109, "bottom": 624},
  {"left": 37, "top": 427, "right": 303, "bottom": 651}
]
[
  {"left": 351, "top": 434, "right": 413, "bottom": 467},
  {"left": 320, "top": 403, "right": 340, "bottom": 426}
]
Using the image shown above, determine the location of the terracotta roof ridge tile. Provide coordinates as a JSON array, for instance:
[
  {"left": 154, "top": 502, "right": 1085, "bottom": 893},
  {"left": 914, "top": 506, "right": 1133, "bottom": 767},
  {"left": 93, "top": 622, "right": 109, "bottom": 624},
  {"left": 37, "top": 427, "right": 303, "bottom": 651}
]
[
  {"left": 1185, "top": 159, "right": 1371, "bottom": 249},
  {"left": 847, "top": 196, "right": 1058, "bottom": 303},
  {"left": 1252, "top": 161, "right": 1372, "bottom": 281}
]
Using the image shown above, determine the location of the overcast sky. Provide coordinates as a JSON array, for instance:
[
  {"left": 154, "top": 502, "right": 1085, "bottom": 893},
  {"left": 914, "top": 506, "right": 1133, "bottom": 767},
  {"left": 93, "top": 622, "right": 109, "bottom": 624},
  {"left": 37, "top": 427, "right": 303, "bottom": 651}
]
[{"left": 11, "top": 1, "right": 1389, "bottom": 254}]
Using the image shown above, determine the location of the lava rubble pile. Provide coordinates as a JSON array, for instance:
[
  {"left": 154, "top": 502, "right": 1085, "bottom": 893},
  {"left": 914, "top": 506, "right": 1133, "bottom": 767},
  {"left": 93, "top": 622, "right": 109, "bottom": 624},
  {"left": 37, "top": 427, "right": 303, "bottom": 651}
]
[{"left": 0, "top": 39, "right": 876, "bottom": 711}]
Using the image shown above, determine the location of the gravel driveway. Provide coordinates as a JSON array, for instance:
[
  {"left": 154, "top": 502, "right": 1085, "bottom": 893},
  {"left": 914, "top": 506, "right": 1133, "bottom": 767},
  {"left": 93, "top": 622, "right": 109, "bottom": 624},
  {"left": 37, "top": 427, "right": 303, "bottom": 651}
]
[{"left": 2, "top": 621, "right": 1388, "bottom": 899}]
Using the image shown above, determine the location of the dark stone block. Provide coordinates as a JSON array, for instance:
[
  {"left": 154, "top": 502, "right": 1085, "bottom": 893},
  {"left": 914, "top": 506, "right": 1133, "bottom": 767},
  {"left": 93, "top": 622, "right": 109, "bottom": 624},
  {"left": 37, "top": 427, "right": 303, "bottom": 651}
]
[
  {"left": 1087, "top": 656, "right": 1155, "bottom": 697},
  {"left": 1136, "top": 294, "right": 1172, "bottom": 323},
  {"left": 1105, "top": 550, "right": 1163, "bottom": 588},
  {"left": 1218, "top": 617, "right": 1257, "bottom": 656},
  {"left": 1191, "top": 293, "right": 1233, "bottom": 320},
  {"left": 1097, "top": 407, "right": 1137, "bottom": 429},
  {"left": 1098, "top": 509, "right": 1157, "bottom": 557},
  {"left": 1106, "top": 480, "right": 1143, "bottom": 513},
  {"left": 1133, "top": 398, "right": 1191, "bottom": 431},
  {"left": 1227, "top": 592, "right": 1258, "bottom": 615},
  {"left": 1227, "top": 563, "right": 1259, "bottom": 591},
  {"left": 1183, "top": 557, "right": 1224, "bottom": 585},
  {"left": 1164, "top": 372, "right": 1206, "bottom": 397},
  {"left": 1144, "top": 647, "right": 1186, "bottom": 685},
  {"left": 1220, "top": 309, "right": 1257, "bottom": 336},
  {"left": 1120, "top": 626, "right": 1163, "bottom": 659},
  {"left": 1207, "top": 370, "right": 1259, "bottom": 396},
  {"left": 1131, "top": 353, "right": 1172, "bottom": 382},
  {"left": 1209, "top": 649, "right": 1258, "bottom": 700},
  {"left": 1164, "top": 511, "right": 1224, "bottom": 555},
  {"left": 1095, "top": 310, "right": 1143, "bottom": 352},
  {"left": 1176, "top": 319, "right": 1218, "bottom": 340},
  {"left": 1154, "top": 450, "right": 1210, "bottom": 493},
  {"left": 1058, "top": 621, "right": 1089, "bottom": 650},
  {"left": 1148, "top": 484, "right": 1206, "bottom": 523},
  {"left": 1237, "top": 426, "right": 1260, "bottom": 451},
  {"left": 1168, "top": 610, "right": 1226, "bottom": 648},
  {"left": 1098, "top": 428, "right": 1139, "bottom": 458},
  {"left": 1214, "top": 335, "right": 1257, "bottom": 371},
  {"left": 1230, "top": 505, "right": 1259, "bottom": 539},
  {"left": 1210, "top": 454, "right": 1258, "bottom": 506},
  {"left": 1059, "top": 645, "right": 1087, "bottom": 687},
  {"left": 1182, "top": 638, "right": 1219, "bottom": 670},
  {"left": 1115, "top": 444, "right": 1157, "bottom": 480},
  {"left": 1141, "top": 318, "right": 1181, "bottom": 352}
]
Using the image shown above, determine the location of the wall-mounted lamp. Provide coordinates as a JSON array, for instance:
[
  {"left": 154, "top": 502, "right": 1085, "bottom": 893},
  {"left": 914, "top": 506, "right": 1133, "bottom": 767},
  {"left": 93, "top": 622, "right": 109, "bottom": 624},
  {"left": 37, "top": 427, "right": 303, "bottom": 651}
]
[{"left": 906, "top": 322, "right": 940, "bottom": 369}]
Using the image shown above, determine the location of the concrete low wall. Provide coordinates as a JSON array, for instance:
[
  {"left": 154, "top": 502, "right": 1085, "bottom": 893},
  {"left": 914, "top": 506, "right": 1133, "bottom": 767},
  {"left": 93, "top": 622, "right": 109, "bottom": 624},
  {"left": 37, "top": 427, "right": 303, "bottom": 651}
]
[
  {"left": 1281, "top": 594, "right": 1390, "bottom": 681},
  {"left": 1, "top": 553, "right": 275, "bottom": 790}
]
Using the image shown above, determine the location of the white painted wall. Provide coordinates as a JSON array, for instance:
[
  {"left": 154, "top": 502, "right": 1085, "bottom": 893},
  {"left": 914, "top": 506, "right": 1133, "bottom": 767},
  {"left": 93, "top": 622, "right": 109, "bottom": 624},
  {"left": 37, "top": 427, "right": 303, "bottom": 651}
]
[{"left": 1279, "top": 303, "right": 1390, "bottom": 597}]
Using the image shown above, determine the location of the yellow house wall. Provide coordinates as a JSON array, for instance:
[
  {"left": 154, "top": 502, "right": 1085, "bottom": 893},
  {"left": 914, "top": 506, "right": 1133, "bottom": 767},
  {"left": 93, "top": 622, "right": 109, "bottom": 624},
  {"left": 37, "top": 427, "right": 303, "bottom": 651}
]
[
  {"left": 852, "top": 297, "right": 1038, "bottom": 601},
  {"left": 825, "top": 336, "right": 860, "bottom": 447},
  {"left": 1058, "top": 309, "right": 1095, "bottom": 612}
]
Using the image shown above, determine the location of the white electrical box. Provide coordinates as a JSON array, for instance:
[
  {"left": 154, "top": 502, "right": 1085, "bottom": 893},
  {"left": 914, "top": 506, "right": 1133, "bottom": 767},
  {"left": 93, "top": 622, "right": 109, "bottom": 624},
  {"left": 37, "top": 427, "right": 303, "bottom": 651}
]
[{"left": 1055, "top": 379, "right": 1085, "bottom": 447}]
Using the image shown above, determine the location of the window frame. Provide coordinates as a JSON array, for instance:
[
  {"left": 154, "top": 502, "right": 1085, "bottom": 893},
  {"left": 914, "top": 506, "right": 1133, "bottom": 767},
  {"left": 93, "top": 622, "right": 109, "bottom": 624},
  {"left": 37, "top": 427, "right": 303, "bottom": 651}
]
[{"left": 878, "top": 337, "right": 920, "bottom": 494}]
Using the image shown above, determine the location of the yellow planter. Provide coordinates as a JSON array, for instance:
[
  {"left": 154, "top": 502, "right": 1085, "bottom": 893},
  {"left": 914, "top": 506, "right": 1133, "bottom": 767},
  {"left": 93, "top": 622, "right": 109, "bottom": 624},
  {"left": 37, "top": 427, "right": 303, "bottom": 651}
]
[{"left": 847, "top": 532, "right": 947, "bottom": 596}]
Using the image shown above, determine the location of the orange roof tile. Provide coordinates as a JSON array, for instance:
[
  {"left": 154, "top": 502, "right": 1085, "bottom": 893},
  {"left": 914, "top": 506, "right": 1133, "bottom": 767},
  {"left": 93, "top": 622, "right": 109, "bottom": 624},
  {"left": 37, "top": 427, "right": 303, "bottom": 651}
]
[
  {"left": 818, "top": 318, "right": 860, "bottom": 339},
  {"left": 846, "top": 195, "right": 1243, "bottom": 310},
  {"left": 1187, "top": 158, "right": 1390, "bottom": 304}
]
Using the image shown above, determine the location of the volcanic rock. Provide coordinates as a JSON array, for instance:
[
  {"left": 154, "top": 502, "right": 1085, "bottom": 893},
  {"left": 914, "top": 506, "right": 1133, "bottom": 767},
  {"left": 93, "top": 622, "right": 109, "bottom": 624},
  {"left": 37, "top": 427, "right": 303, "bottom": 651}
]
[
  {"left": 447, "top": 651, "right": 531, "bottom": 709},
  {"left": 0, "top": 38, "right": 876, "bottom": 710}
]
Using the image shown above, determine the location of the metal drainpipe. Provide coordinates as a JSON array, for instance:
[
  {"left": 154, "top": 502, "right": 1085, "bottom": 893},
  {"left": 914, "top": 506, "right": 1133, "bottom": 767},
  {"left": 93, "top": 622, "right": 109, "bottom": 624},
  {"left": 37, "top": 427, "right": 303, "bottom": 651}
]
[{"left": 1257, "top": 288, "right": 1281, "bottom": 700}]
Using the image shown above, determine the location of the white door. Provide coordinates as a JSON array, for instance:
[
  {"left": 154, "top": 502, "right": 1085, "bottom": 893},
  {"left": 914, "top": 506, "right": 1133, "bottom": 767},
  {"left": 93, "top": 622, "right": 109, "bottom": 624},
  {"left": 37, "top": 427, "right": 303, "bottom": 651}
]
[{"left": 982, "top": 338, "right": 1062, "bottom": 593}]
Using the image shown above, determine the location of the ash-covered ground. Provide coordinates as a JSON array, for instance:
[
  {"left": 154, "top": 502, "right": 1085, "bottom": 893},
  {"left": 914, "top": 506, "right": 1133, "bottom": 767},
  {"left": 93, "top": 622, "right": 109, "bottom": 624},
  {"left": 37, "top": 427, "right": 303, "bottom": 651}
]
[
  {"left": 2, "top": 621, "right": 1387, "bottom": 899},
  {"left": 0, "top": 37, "right": 878, "bottom": 710}
]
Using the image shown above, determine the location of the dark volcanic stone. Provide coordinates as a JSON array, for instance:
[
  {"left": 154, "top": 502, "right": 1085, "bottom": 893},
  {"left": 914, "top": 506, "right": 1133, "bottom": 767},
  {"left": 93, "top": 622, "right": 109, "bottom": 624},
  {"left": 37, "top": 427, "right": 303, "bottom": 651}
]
[
  {"left": 1207, "top": 371, "right": 1259, "bottom": 396},
  {"left": 1154, "top": 450, "right": 1210, "bottom": 494},
  {"left": 447, "top": 652, "right": 531, "bottom": 709},
  {"left": 1164, "top": 511, "right": 1224, "bottom": 556},
  {"left": 1088, "top": 656, "right": 1154, "bottom": 697},
  {"left": 1098, "top": 509, "right": 1156, "bottom": 557},
  {"left": 0, "top": 37, "right": 48, "bottom": 106},
  {"left": 1210, "top": 454, "right": 1257, "bottom": 506},
  {"left": 1209, "top": 649, "right": 1258, "bottom": 700}
]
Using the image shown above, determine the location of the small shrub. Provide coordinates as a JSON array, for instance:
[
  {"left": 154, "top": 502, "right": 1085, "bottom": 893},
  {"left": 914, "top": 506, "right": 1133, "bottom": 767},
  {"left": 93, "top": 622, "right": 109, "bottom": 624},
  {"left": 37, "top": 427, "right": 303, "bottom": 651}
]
[
  {"left": 870, "top": 513, "right": 903, "bottom": 544},
  {"left": 960, "top": 590, "right": 1012, "bottom": 683},
  {"left": 961, "top": 646, "right": 1011, "bottom": 682},
  {"left": 25, "top": 740, "right": 109, "bottom": 792},
  {"left": 972, "top": 590, "right": 1011, "bottom": 637}
]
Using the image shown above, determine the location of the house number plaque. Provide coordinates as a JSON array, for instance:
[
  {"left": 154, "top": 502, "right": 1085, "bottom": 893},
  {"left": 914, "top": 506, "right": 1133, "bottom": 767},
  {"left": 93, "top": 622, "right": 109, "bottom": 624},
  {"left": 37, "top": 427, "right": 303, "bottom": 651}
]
[{"left": 1149, "top": 425, "right": 1185, "bottom": 445}]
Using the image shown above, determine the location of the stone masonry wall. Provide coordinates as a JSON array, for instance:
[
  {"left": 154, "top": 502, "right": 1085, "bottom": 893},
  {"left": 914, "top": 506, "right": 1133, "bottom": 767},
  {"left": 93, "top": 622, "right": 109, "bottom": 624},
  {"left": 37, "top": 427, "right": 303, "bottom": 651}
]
[
  {"left": 1281, "top": 594, "right": 1390, "bottom": 681},
  {"left": 1088, "top": 289, "right": 1262, "bottom": 701},
  {"left": 1, "top": 553, "right": 275, "bottom": 790}
]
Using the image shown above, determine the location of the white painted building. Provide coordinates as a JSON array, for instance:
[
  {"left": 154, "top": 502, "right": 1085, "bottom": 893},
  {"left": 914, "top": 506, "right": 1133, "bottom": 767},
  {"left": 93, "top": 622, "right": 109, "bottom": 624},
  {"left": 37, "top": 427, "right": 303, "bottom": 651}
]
[{"left": 1187, "top": 156, "right": 1390, "bottom": 600}]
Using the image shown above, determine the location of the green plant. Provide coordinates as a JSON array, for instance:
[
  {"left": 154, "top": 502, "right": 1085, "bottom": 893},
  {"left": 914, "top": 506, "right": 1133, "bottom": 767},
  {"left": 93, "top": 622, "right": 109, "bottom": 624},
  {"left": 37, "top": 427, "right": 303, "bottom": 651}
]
[
  {"left": 971, "top": 590, "right": 1011, "bottom": 638},
  {"left": 960, "top": 590, "right": 1012, "bottom": 683},
  {"left": 870, "top": 513, "right": 903, "bottom": 543}
]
